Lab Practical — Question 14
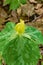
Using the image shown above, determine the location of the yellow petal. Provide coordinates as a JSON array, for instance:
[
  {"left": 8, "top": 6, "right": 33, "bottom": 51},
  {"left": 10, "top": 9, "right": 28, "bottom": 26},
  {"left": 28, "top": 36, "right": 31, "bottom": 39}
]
[{"left": 15, "top": 19, "right": 25, "bottom": 35}]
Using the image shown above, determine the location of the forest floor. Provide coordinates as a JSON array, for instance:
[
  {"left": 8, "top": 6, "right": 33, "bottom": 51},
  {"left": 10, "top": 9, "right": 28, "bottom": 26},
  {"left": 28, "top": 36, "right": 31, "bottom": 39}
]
[{"left": 0, "top": 0, "right": 43, "bottom": 33}]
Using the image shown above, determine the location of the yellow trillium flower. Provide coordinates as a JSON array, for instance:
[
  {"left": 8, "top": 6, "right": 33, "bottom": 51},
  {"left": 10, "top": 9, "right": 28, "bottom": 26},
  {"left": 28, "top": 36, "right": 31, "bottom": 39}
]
[{"left": 15, "top": 19, "right": 25, "bottom": 35}]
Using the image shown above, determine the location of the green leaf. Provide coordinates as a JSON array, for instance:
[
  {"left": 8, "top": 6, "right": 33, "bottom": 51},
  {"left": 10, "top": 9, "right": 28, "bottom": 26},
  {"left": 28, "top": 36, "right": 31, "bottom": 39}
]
[
  {"left": 2, "top": 36, "right": 40, "bottom": 65},
  {"left": 25, "top": 26, "right": 43, "bottom": 44},
  {"left": 2, "top": 22, "right": 15, "bottom": 32},
  {"left": 3, "top": 0, "right": 27, "bottom": 10},
  {"left": 10, "top": 0, "right": 20, "bottom": 10},
  {"left": 0, "top": 22, "right": 43, "bottom": 65},
  {"left": 20, "top": 0, "right": 26, "bottom": 4},
  {"left": 0, "top": 22, "right": 15, "bottom": 52}
]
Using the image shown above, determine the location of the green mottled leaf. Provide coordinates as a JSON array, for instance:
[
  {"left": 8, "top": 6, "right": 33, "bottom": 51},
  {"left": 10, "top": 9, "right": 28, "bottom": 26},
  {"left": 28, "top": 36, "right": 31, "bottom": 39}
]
[
  {"left": 2, "top": 36, "right": 40, "bottom": 65},
  {"left": 25, "top": 26, "right": 43, "bottom": 44},
  {"left": 0, "top": 22, "right": 43, "bottom": 65},
  {"left": 0, "top": 22, "right": 15, "bottom": 52}
]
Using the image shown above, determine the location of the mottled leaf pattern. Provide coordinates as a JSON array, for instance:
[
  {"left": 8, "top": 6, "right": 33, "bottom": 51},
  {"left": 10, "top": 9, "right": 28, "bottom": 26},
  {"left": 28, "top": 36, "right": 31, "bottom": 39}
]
[
  {"left": 0, "top": 22, "right": 43, "bottom": 65},
  {"left": 25, "top": 26, "right": 43, "bottom": 44},
  {"left": 2, "top": 37, "right": 40, "bottom": 65}
]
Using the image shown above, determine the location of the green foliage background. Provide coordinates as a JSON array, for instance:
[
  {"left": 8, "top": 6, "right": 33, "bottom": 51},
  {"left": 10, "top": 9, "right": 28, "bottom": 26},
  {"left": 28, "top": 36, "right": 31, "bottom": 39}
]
[{"left": 3, "top": 0, "right": 26, "bottom": 10}]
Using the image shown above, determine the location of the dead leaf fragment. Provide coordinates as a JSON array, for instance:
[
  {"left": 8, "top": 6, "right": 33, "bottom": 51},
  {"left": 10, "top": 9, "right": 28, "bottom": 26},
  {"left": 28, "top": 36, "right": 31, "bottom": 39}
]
[
  {"left": 29, "top": 0, "right": 37, "bottom": 3},
  {"left": 35, "top": 4, "right": 42, "bottom": 10},
  {"left": 35, "top": 8, "right": 43, "bottom": 15}
]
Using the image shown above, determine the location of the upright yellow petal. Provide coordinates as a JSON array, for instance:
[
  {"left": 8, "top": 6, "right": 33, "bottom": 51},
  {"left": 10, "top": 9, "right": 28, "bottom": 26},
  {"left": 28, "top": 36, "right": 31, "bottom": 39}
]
[{"left": 15, "top": 19, "right": 25, "bottom": 35}]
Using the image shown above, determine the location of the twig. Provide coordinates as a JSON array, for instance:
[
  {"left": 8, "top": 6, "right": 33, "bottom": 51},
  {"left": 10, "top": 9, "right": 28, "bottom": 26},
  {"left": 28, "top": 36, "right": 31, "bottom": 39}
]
[
  {"left": 25, "top": 13, "right": 43, "bottom": 23},
  {"left": 32, "top": 13, "right": 43, "bottom": 22}
]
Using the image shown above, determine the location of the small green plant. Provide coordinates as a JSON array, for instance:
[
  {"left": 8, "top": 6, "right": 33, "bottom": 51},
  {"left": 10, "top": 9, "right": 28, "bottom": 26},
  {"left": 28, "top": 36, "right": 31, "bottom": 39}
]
[
  {"left": 3, "top": 0, "right": 26, "bottom": 10},
  {"left": 0, "top": 19, "right": 43, "bottom": 65},
  {"left": 0, "top": 0, "right": 43, "bottom": 65}
]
